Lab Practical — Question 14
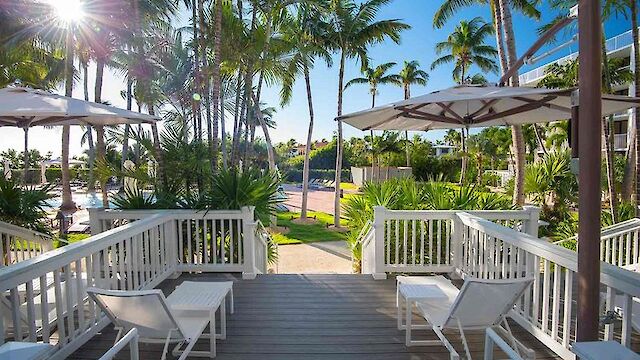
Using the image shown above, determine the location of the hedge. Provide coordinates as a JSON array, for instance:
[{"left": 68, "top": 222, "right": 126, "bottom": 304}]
[
  {"left": 44, "top": 168, "right": 89, "bottom": 182},
  {"left": 284, "top": 169, "right": 352, "bottom": 183}
]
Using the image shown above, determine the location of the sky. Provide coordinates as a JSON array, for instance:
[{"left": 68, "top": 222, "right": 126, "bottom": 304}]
[{"left": 0, "top": 1, "right": 635, "bottom": 158}]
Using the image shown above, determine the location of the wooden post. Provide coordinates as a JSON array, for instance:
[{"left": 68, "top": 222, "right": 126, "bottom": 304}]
[
  {"left": 576, "top": 0, "right": 602, "bottom": 343},
  {"left": 372, "top": 206, "right": 387, "bottom": 280},
  {"left": 241, "top": 206, "right": 257, "bottom": 280}
]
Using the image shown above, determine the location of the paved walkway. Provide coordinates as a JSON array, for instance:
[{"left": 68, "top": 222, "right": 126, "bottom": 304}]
[
  {"left": 282, "top": 183, "right": 337, "bottom": 214},
  {"left": 274, "top": 240, "right": 353, "bottom": 274}
]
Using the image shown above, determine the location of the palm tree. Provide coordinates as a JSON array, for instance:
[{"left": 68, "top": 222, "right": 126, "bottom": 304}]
[
  {"left": 431, "top": 17, "right": 498, "bottom": 83},
  {"left": 346, "top": 61, "right": 401, "bottom": 176},
  {"left": 327, "top": 0, "right": 410, "bottom": 227},
  {"left": 397, "top": 60, "right": 428, "bottom": 166},
  {"left": 281, "top": 5, "right": 332, "bottom": 220},
  {"left": 431, "top": 17, "right": 497, "bottom": 184},
  {"left": 433, "top": 0, "right": 540, "bottom": 206}
]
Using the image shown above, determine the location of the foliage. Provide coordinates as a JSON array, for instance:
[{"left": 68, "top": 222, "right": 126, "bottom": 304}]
[
  {"left": 272, "top": 211, "right": 347, "bottom": 244},
  {"left": 342, "top": 177, "right": 514, "bottom": 265},
  {"left": 0, "top": 177, "right": 53, "bottom": 234}
]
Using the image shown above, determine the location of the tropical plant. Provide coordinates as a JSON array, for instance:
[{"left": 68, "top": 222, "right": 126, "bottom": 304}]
[
  {"left": 326, "top": 0, "right": 410, "bottom": 227},
  {"left": 0, "top": 177, "right": 53, "bottom": 234},
  {"left": 397, "top": 60, "right": 428, "bottom": 166}
]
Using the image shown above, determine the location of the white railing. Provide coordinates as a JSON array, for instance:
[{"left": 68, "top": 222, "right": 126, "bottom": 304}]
[
  {"left": 0, "top": 213, "right": 176, "bottom": 360},
  {"left": 457, "top": 212, "right": 640, "bottom": 360},
  {"left": 614, "top": 133, "right": 628, "bottom": 151},
  {"left": 98, "top": 328, "right": 139, "bottom": 360},
  {"left": 555, "top": 218, "right": 640, "bottom": 269},
  {"left": 520, "top": 27, "right": 636, "bottom": 85},
  {"left": 364, "top": 206, "right": 540, "bottom": 279},
  {"left": 254, "top": 220, "right": 274, "bottom": 275},
  {"left": 358, "top": 222, "right": 375, "bottom": 276},
  {"left": 0, "top": 220, "right": 58, "bottom": 267},
  {"left": 88, "top": 207, "right": 265, "bottom": 278}
]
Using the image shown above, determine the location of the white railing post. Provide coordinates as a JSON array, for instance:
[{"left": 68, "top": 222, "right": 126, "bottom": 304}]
[
  {"left": 241, "top": 206, "right": 257, "bottom": 280},
  {"left": 452, "top": 213, "right": 464, "bottom": 274},
  {"left": 166, "top": 218, "right": 180, "bottom": 279},
  {"left": 522, "top": 206, "right": 541, "bottom": 238},
  {"left": 88, "top": 208, "right": 103, "bottom": 235},
  {"left": 372, "top": 206, "right": 387, "bottom": 280}
]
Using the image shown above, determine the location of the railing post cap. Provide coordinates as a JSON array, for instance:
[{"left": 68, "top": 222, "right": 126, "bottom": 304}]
[{"left": 373, "top": 206, "right": 386, "bottom": 213}]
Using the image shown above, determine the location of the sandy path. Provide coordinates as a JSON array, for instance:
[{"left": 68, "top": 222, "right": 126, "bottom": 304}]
[{"left": 272, "top": 240, "right": 353, "bottom": 274}]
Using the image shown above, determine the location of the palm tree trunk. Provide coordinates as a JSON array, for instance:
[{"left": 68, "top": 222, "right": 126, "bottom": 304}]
[
  {"left": 491, "top": 0, "right": 508, "bottom": 74},
  {"left": 149, "top": 106, "right": 166, "bottom": 188},
  {"left": 250, "top": 91, "right": 275, "bottom": 170},
  {"left": 211, "top": 0, "right": 223, "bottom": 173},
  {"left": 301, "top": 64, "right": 315, "bottom": 220},
  {"left": 498, "top": 0, "right": 525, "bottom": 206},
  {"left": 94, "top": 58, "right": 108, "bottom": 207},
  {"left": 61, "top": 28, "right": 75, "bottom": 211},
  {"left": 460, "top": 128, "right": 467, "bottom": 183},
  {"left": 221, "top": 85, "right": 228, "bottom": 169},
  {"left": 83, "top": 62, "right": 96, "bottom": 192},
  {"left": 121, "top": 77, "right": 132, "bottom": 170},
  {"left": 334, "top": 51, "right": 346, "bottom": 228},
  {"left": 231, "top": 73, "right": 242, "bottom": 166},
  {"left": 633, "top": 0, "right": 640, "bottom": 209},
  {"left": 191, "top": 0, "right": 202, "bottom": 140},
  {"left": 404, "top": 85, "right": 410, "bottom": 167},
  {"left": 601, "top": 32, "right": 618, "bottom": 222}
]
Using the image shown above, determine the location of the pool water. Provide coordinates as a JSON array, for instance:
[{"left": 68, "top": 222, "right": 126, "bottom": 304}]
[{"left": 45, "top": 192, "right": 115, "bottom": 209}]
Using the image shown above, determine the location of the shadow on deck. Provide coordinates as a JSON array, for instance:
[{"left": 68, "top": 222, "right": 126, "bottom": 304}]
[{"left": 69, "top": 273, "right": 564, "bottom": 360}]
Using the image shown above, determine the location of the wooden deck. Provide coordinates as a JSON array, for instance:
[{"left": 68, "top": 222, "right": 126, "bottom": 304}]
[{"left": 69, "top": 273, "right": 564, "bottom": 360}]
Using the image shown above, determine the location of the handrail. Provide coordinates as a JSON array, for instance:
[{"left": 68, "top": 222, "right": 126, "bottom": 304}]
[
  {"left": 0, "top": 213, "right": 171, "bottom": 291},
  {"left": 457, "top": 212, "right": 640, "bottom": 297},
  {"left": 98, "top": 328, "right": 139, "bottom": 360},
  {"left": 554, "top": 218, "right": 640, "bottom": 245},
  {"left": 0, "top": 221, "right": 53, "bottom": 243}
]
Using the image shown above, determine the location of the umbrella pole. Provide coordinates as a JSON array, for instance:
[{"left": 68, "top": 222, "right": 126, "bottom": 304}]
[
  {"left": 576, "top": 0, "right": 602, "bottom": 342},
  {"left": 23, "top": 127, "right": 28, "bottom": 185}
]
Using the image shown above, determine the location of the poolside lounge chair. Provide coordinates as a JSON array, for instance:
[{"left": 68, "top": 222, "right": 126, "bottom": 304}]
[
  {"left": 87, "top": 288, "right": 210, "bottom": 360},
  {"left": 408, "top": 277, "right": 534, "bottom": 360}
]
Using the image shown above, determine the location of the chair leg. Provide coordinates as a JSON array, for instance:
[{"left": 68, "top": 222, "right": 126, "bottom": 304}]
[
  {"left": 177, "top": 337, "right": 200, "bottom": 360},
  {"left": 456, "top": 319, "right": 472, "bottom": 360},
  {"left": 433, "top": 327, "right": 460, "bottom": 360}
]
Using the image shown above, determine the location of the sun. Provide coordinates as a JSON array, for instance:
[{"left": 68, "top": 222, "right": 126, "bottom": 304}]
[{"left": 47, "top": 0, "right": 85, "bottom": 25}]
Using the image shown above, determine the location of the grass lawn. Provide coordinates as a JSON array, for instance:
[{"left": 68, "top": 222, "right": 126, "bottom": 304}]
[
  {"left": 55, "top": 233, "right": 91, "bottom": 247},
  {"left": 340, "top": 182, "right": 359, "bottom": 191},
  {"left": 272, "top": 211, "right": 348, "bottom": 245}
]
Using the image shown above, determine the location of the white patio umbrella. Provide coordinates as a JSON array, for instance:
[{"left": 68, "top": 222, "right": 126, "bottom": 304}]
[
  {"left": 0, "top": 86, "right": 160, "bottom": 184},
  {"left": 338, "top": 84, "right": 640, "bottom": 131}
]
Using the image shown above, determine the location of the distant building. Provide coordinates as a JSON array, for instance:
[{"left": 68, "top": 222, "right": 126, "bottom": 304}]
[
  {"left": 292, "top": 140, "right": 330, "bottom": 157},
  {"left": 434, "top": 144, "right": 456, "bottom": 157},
  {"left": 519, "top": 28, "right": 636, "bottom": 153}
]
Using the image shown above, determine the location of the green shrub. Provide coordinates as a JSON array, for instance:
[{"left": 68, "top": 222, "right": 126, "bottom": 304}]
[{"left": 283, "top": 169, "right": 351, "bottom": 183}]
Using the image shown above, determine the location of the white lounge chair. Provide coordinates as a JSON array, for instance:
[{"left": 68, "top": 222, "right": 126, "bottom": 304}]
[
  {"left": 87, "top": 287, "right": 211, "bottom": 360},
  {"left": 407, "top": 277, "right": 534, "bottom": 360}
]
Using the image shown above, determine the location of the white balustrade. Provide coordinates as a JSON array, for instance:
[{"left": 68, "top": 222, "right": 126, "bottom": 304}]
[
  {"left": 0, "top": 214, "right": 176, "bottom": 360},
  {"left": 0, "top": 221, "right": 57, "bottom": 267},
  {"left": 456, "top": 212, "right": 640, "bottom": 359}
]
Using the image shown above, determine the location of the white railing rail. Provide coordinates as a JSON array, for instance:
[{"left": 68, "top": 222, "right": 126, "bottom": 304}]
[
  {"left": 88, "top": 207, "right": 266, "bottom": 279},
  {"left": 554, "top": 218, "right": 640, "bottom": 269},
  {"left": 367, "top": 206, "right": 540, "bottom": 278},
  {"left": 0, "top": 213, "right": 177, "bottom": 360},
  {"left": 457, "top": 212, "right": 640, "bottom": 360},
  {"left": 98, "top": 328, "right": 139, "bottom": 360},
  {"left": 0, "top": 220, "right": 57, "bottom": 267},
  {"left": 358, "top": 222, "right": 376, "bottom": 277},
  {"left": 254, "top": 219, "right": 274, "bottom": 275}
]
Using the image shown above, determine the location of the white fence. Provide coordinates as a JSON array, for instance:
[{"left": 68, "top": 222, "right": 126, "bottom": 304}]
[
  {"left": 363, "top": 206, "right": 540, "bottom": 279},
  {"left": 0, "top": 208, "right": 269, "bottom": 359},
  {"left": 361, "top": 206, "right": 640, "bottom": 359},
  {"left": 0, "top": 214, "right": 175, "bottom": 359},
  {"left": 88, "top": 207, "right": 267, "bottom": 276},
  {"left": 0, "top": 220, "right": 57, "bottom": 267}
]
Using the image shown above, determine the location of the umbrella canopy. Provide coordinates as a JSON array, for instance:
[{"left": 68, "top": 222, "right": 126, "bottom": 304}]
[
  {"left": 338, "top": 84, "right": 640, "bottom": 131},
  {"left": 0, "top": 87, "right": 159, "bottom": 128}
]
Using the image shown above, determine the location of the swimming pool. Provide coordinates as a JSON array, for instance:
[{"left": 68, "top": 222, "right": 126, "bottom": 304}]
[{"left": 44, "top": 192, "right": 115, "bottom": 209}]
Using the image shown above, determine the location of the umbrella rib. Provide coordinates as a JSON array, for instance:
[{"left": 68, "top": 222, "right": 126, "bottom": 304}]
[
  {"left": 512, "top": 96, "right": 571, "bottom": 113},
  {"left": 396, "top": 105, "right": 461, "bottom": 124},
  {"left": 473, "top": 95, "right": 558, "bottom": 124},
  {"left": 468, "top": 99, "right": 500, "bottom": 118},
  {"left": 436, "top": 102, "right": 465, "bottom": 123}
]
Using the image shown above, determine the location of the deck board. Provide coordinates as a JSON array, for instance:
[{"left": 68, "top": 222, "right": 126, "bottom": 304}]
[{"left": 68, "top": 273, "right": 565, "bottom": 360}]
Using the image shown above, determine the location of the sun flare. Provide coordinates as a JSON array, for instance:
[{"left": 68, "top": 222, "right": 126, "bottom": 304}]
[{"left": 47, "top": 0, "right": 85, "bottom": 24}]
